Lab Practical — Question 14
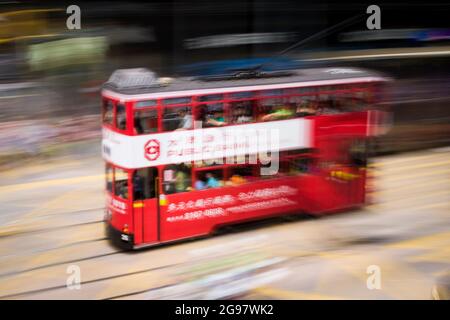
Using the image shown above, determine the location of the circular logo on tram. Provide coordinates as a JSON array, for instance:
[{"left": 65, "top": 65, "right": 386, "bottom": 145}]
[{"left": 144, "top": 139, "right": 160, "bottom": 161}]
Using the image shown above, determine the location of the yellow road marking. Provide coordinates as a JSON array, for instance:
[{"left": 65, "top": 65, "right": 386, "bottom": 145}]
[
  {"left": 371, "top": 178, "right": 450, "bottom": 197},
  {"left": 0, "top": 174, "right": 104, "bottom": 194},
  {"left": 376, "top": 190, "right": 450, "bottom": 205},
  {"left": 252, "top": 285, "right": 342, "bottom": 300},
  {"left": 380, "top": 168, "right": 450, "bottom": 183},
  {"left": 372, "top": 160, "right": 450, "bottom": 176},
  {"left": 367, "top": 200, "right": 449, "bottom": 212},
  {"left": 372, "top": 152, "right": 450, "bottom": 168},
  {"left": 414, "top": 202, "right": 450, "bottom": 210},
  {"left": 0, "top": 186, "right": 104, "bottom": 236},
  {"left": 387, "top": 231, "right": 450, "bottom": 249},
  {"left": 1, "top": 159, "right": 82, "bottom": 179},
  {"left": 409, "top": 247, "right": 450, "bottom": 264}
]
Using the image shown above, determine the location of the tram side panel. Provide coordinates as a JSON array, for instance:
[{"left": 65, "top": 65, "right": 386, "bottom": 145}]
[{"left": 158, "top": 177, "right": 303, "bottom": 242}]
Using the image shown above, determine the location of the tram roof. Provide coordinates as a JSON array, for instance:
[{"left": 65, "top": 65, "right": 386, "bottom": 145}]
[{"left": 102, "top": 67, "right": 388, "bottom": 100}]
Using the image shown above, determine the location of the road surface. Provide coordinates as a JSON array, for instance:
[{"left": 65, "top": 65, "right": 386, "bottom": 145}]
[{"left": 0, "top": 147, "right": 449, "bottom": 299}]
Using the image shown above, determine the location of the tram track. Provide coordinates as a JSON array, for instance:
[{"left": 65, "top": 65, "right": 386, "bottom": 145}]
[
  {"left": 0, "top": 231, "right": 417, "bottom": 300},
  {"left": 0, "top": 219, "right": 280, "bottom": 279},
  {"left": 0, "top": 220, "right": 106, "bottom": 254},
  {"left": 0, "top": 220, "right": 300, "bottom": 299},
  {"left": 0, "top": 207, "right": 105, "bottom": 239},
  {"left": 0, "top": 236, "right": 108, "bottom": 260},
  {"left": 0, "top": 219, "right": 104, "bottom": 239},
  {"left": 0, "top": 241, "right": 295, "bottom": 300},
  {"left": 0, "top": 260, "right": 182, "bottom": 299},
  {"left": 0, "top": 246, "right": 120, "bottom": 279},
  {"left": 0, "top": 216, "right": 112, "bottom": 276}
]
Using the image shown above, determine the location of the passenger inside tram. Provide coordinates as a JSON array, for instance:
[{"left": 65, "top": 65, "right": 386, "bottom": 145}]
[
  {"left": 194, "top": 177, "right": 206, "bottom": 190},
  {"left": 132, "top": 173, "right": 144, "bottom": 200},
  {"left": 318, "top": 99, "right": 345, "bottom": 115},
  {"left": 114, "top": 168, "right": 129, "bottom": 199},
  {"left": 134, "top": 115, "right": 144, "bottom": 134},
  {"left": 115, "top": 179, "right": 128, "bottom": 199},
  {"left": 175, "top": 108, "right": 193, "bottom": 130},
  {"left": 205, "top": 107, "right": 227, "bottom": 127},
  {"left": 175, "top": 163, "right": 190, "bottom": 192},
  {"left": 205, "top": 172, "right": 221, "bottom": 188},
  {"left": 163, "top": 163, "right": 192, "bottom": 194},
  {"left": 194, "top": 171, "right": 223, "bottom": 190},
  {"left": 134, "top": 109, "right": 158, "bottom": 134},
  {"left": 103, "top": 102, "right": 114, "bottom": 124},
  {"left": 261, "top": 104, "right": 295, "bottom": 121},
  {"left": 116, "top": 104, "right": 127, "bottom": 130},
  {"left": 225, "top": 166, "right": 256, "bottom": 186},
  {"left": 227, "top": 174, "right": 246, "bottom": 185},
  {"left": 232, "top": 102, "right": 253, "bottom": 124},
  {"left": 197, "top": 104, "right": 227, "bottom": 127}
]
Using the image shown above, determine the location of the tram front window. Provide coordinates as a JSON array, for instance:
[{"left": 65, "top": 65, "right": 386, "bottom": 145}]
[
  {"left": 106, "top": 164, "right": 113, "bottom": 193},
  {"left": 103, "top": 100, "right": 113, "bottom": 125},
  {"left": 115, "top": 168, "right": 129, "bottom": 199},
  {"left": 116, "top": 104, "right": 127, "bottom": 130}
]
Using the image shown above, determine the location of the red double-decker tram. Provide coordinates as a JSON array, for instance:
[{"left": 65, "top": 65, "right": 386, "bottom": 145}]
[{"left": 101, "top": 67, "right": 388, "bottom": 249}]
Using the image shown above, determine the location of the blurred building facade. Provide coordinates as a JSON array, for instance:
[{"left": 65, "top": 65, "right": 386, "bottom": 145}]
[{"left": 0, "top": 0, "right": 448, "bottom": 154}]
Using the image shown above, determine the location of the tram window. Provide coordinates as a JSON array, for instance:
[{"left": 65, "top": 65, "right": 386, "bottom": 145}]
[
  {"left": 259, "top": 98, "right": 295, "bottom": 122},
  {"left": 349, "top": 140, "right": 367, "bottom": 167},
  {"left": 230, "top": 91, "right": 255, "bottom": 99},
  {"left": 318, "top": 89, "right": 366, "bottom": 115},
  {"left": 114, "top": 168, "right": 129, "bottom": 199},
  {"left": 106, "top": 164, "right": 113, "bottom": 193},
  {"left": 116, "top": 104, "right": 127, "bottom": 130},
  {"left": 336, "top": 95, "right": 356, "bottom": 112},
  {"left": 135, "top": 100, "right": 157, "bottom": 108},
  {"left": 162, "top": 163, "right": 192, "bottom": 194},
  {"left": 195, "top": 169, "right": 223, "bottom": 190},
  {"left": 289, "top": 157, "right": 313, "bottom": 174},
  {"left": 318, "top": 94, "right": 340, "bottom": 115},
  {"left": 133, "top": 168, "right": 157, "bottom": 200},
  {"left": 163, "top": 97, "right": 192, "bottom": 105},
  {"left": 197, "top": 103, "right": 226, "bottom": 128},
  {"left": 198, "top": 94, "right": 223, "bottom": 102},
  {"left": 103, "top": 100, "right": 113, "bottom": 125},
  {"left": 163, "top": 106, "right": 193, "bottom": 131},
  {"left": 286, "top": 87, "right": 317, "bottom": 95},
  {"left": 353, "top": 90, "right": 371, "bottom": 110},
  {"left": 134, "top": 109, "right": 158, "bottom": 134},
  {"left": 231, "top": 101, "right": 254, "bottom": 124},
  {"left": 261, "top": 89, "right": 284, "bottom": 96}
]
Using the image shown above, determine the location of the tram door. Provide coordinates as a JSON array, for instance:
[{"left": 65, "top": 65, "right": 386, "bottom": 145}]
[{"left": 132, "top": 167, "right": 159, "bottom": 244}]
